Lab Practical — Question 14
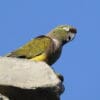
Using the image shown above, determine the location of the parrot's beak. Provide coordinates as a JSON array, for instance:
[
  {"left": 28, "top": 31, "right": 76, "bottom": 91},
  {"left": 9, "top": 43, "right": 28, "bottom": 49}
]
[{"left": 70, "top": 28, "right": 77, "bottom": 34}]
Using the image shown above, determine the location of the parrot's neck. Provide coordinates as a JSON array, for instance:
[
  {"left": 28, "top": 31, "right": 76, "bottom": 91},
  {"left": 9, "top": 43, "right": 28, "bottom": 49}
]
[
  {"left": 52, "top": 38, "right": 61, "bottom": 49},
  {"left": 47, "top": 34, "right": 63, "bottom": 47},
  {"left": 46, "top": 30, "right": 66, "bottom": 46}
]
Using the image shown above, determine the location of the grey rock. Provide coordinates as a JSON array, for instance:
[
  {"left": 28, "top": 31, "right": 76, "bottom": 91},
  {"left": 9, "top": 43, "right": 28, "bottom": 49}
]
[
  {"left": 0, "top": 57, "right": 64, "bottom": 100},
  {"left": 0, "top": 94, "right": 9, "bottom": 100}
]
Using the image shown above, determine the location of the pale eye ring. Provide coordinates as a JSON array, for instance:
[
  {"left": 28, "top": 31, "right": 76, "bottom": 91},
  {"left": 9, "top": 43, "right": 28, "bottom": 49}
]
[{"left": 67, "top": 33, "right": 75, "bottom": 42}]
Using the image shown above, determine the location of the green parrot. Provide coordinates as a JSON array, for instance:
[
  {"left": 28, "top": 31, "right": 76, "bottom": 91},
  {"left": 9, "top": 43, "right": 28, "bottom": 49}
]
[{"left": 6, "top": 25, "right": 77, "bottom": 65}]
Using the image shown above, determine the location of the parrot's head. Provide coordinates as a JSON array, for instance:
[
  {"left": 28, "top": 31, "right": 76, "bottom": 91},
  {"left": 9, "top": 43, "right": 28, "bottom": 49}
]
[{"left": 47, "top": 25, "right": 77, "bottom": 45}]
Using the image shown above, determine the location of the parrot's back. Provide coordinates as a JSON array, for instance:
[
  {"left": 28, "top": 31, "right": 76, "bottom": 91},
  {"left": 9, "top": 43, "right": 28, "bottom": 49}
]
[{"left": 6, "top": 35, "right": 53, "bottom": 59}]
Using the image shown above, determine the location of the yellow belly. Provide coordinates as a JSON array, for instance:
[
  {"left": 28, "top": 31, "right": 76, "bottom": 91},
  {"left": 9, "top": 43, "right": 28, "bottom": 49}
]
[
  {"left": 30, "top": 53, "right": 47, "bottom": 62},
  {"left": 30, "top": 48, "right": 62, "bottom": 65}
]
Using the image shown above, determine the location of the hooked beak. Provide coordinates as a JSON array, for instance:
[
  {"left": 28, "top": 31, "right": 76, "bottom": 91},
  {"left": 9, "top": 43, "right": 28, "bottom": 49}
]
[{"left": 70, "top": 28, "right": 77, "bottom": 34}]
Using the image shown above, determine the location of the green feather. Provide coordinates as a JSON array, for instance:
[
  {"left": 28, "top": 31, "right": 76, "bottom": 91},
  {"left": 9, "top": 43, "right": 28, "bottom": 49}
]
[{"left": 7, "top": 35, "right": 53, "bottom": 59}]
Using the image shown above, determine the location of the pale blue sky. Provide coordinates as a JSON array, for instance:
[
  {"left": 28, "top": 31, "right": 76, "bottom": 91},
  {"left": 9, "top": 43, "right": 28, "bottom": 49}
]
[{"left": 0, "top": 0, "right": 99, "bottom": 100}]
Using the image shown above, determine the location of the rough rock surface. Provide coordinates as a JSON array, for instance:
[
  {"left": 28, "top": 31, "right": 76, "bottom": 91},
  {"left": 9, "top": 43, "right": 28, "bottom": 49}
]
[{"left": 0, "top": 57, "right": 64, "bottom": 100}]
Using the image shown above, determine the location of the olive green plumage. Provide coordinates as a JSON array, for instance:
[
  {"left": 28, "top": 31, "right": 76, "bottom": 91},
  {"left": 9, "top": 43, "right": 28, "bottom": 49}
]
[
  {"left": 6, "top": 25, "right": 77, "bottom": 65},
  {"left": 7, "top": 36, "right": 52, "bottom": 58}
]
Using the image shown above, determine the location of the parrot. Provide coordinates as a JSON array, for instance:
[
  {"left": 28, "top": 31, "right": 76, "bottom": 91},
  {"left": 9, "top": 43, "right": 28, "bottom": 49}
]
[{"left": 6, "top": 25, "right": 77, "bottom": 65}]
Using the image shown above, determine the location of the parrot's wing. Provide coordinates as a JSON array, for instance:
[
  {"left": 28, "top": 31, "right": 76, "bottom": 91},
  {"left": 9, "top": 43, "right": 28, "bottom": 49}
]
[{"left": 6, "top": 35, "right": 54, "bottom": 59}]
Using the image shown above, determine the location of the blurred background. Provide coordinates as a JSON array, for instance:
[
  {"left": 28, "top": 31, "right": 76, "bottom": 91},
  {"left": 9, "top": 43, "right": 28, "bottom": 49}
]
[{"left": 0, "top": 0, "right": 99, "bottom": 100}]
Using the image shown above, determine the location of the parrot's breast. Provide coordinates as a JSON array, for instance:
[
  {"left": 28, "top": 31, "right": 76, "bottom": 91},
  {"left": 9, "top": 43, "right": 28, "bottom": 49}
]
[
  {"left": 30, "top": 53, "right": 47, "bottom": 62},
  {"left": 30, "top": 47, "right": 62, "bottom": 65},
  {"left": 46, "top": 47, "right": 62, "bottom": 65}
]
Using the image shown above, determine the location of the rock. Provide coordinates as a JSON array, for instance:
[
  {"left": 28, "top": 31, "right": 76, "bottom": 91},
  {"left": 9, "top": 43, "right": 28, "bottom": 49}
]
[
  {"left": 0, "top": 94, "right": 9, "bottom": 100},
  {"left": 0, "top": 57, "right": 64, "bottom": 100}
]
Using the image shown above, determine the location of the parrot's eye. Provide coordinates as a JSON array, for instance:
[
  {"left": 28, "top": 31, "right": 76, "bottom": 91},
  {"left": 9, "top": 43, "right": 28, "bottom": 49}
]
[
  {"left": 68, "top": 36, "right": 71, "bottom": 41},
  {"left": 67, "top": 33, "right": 75, "bottom": 42},
  {"left": 66, "top": 35, "right": 71, "bottom": 42}
]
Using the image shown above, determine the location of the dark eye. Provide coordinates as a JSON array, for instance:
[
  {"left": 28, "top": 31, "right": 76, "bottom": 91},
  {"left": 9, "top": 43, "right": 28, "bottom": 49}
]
[{"left": 68, "top": 36, "right": 71, "bottom": 41}]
